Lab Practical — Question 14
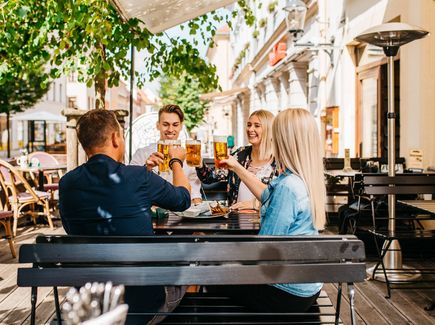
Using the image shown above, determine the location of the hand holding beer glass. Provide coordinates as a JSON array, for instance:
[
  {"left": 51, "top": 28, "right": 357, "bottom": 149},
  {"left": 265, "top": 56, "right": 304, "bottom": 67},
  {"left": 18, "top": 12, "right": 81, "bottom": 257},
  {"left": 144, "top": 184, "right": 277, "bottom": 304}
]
[
  {"left": 186, "top": 140, "right": 201, "bottom": 167},
  {"left": 157, "top": 140, "right": 181, "bottom": 172},
  {"left": 213, "top": 136, "right": 229, "bottom": 169}
]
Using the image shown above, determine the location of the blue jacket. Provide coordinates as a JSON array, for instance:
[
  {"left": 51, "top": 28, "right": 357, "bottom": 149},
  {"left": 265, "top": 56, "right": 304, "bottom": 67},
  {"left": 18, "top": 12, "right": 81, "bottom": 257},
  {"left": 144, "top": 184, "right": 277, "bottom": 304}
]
[
  {"left": 59, "top": 154, "right": 191, "bottom": 235},
  {"left": 260, "top": 170, "right": 322, "bottom": 297}
]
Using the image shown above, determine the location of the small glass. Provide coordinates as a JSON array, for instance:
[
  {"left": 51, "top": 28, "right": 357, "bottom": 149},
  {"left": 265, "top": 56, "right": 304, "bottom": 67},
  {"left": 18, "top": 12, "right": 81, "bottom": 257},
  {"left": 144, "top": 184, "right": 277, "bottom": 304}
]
[
  {"left": 213, "top": 136, "right": 228, "bottom": 169},
  {"left": 186, "top": 140, "right": 201, "bottom": 167},
  {"left": 157, "top": 140, "right": 181, "bottom": 172}
]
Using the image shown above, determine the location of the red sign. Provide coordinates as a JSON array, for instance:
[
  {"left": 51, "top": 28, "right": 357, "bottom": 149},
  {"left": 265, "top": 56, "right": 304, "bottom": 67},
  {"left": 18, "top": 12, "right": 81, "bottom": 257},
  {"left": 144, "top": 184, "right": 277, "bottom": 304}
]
[{"left": 269, "top": 42, "right": 286, "bottom": 66}]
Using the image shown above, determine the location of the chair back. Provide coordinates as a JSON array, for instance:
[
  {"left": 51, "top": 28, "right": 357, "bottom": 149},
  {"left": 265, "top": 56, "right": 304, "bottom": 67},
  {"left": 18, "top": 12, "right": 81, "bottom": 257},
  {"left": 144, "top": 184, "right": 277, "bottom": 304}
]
[
  {"left": 28, "top": 151, "right": 64, "bottom": 180},
  {"left": 0, "top": 159, "right": 41, "bottom": 202},
  {"left": 28, "top": 151, "right": 60, "bottom": 167},
  {"left": 0, "top": 168, "right": 10, "bottom": 210}
]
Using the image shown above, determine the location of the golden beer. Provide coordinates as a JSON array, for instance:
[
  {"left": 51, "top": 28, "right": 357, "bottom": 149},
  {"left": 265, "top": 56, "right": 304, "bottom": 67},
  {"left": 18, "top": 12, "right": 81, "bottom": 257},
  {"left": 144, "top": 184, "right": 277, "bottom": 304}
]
[
  {"left": 157, "top": 140, "right": 170, "bottom": 172},
  {"left": 186, "top": 140, "right": 201, "bottom": 167},
  {"left": 157, "top": 140, "right": 181, "bottom": 172},
  {"left": 213, "top": 136, "right": 228, "bottom": 168}
]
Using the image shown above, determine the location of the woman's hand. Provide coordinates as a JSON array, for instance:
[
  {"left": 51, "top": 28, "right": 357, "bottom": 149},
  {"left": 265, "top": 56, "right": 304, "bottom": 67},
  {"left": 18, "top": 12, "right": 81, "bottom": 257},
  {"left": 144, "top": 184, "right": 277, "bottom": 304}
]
[
  {"left": 220, "top": 155, "right": 241, "bottom": 171},
  {"left": 230, "top": 200, "right": 255, "bottom": 211}
]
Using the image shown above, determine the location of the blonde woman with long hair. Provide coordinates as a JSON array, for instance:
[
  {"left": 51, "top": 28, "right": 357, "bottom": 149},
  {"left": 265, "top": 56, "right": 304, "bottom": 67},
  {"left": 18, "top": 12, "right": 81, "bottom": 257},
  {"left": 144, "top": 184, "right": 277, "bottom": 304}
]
[
  {"left": 196, "top": 109, "right": 278, "bottom": 208},
  {"left": 216, "top": 108, "right": 326, "bottom": 312}
]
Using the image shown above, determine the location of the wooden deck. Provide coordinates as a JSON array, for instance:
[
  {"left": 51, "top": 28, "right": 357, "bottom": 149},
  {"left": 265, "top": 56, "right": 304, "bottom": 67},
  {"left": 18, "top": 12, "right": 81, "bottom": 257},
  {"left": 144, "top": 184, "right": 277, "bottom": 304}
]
[{"left": 0, "top": 221, "right": 434, "bottom": 324}]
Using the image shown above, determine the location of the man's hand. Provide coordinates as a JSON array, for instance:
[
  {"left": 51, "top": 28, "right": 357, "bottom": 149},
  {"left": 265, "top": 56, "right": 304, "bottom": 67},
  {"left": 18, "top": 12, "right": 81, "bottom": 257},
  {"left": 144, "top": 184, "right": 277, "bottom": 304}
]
[
  {"left": 169, "top": 146, "right": 186, "bottom": 162},
  {"left": 192, "top": 198, "right": 203, "bottom": 204},
  {"left": 145, "top": 152, "right": 164, "bottom": 171}
]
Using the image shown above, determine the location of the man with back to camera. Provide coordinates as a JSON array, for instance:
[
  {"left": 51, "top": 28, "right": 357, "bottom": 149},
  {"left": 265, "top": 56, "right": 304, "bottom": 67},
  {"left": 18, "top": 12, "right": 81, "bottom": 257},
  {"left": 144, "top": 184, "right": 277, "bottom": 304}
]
[
  {"left": 59, "top": 109, "right": 191, "bottom": 324},
  {"left": 130, "top": 104, "right": 202, "bottom": 204}
]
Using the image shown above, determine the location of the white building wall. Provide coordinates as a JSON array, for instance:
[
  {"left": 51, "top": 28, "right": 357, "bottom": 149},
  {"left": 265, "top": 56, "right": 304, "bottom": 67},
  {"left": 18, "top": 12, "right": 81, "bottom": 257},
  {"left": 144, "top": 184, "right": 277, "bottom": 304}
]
[
  {"left": 223, "top": 0, "right": 434, "bottom": 168},
  {"left": 333, "top": 0, "right": 435, "bottom": 167},
  {"left": 66, "top": 81, "right": 95, "bottom": 110}
]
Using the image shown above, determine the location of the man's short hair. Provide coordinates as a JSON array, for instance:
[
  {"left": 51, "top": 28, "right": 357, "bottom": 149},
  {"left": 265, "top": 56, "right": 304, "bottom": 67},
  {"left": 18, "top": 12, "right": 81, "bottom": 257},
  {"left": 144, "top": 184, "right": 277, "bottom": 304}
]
[
  {"left": 77, "top": 109, "right": 120, "bottom": 151},
  {"left": 158, "top": 104, "right": 184, "bottom": 122}
]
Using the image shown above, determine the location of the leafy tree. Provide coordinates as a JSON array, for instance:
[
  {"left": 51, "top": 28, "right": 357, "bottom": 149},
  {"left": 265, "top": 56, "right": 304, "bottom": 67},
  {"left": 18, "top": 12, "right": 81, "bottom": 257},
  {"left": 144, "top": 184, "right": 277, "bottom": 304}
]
[
  {"left": 0, "top": 67, "right": 50, "bottom": 156},
  {"left": 0, "top": 0, "right": 255, "bottom": 109},
  {"left": 160, "top": 75, "right": 210, "bottom": 131}
]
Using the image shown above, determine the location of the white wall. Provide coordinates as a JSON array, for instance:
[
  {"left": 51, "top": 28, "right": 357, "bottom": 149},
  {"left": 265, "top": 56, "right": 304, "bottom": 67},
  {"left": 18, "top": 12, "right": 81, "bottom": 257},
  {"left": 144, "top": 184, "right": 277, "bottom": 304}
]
[{"left": 336, "top": 0, "right": 435, "bottom": 167}]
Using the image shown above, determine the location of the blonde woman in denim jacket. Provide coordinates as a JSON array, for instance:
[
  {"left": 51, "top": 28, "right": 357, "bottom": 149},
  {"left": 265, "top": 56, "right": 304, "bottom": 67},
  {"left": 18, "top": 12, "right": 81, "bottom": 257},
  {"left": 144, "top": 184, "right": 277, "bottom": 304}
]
[{"left": 217, "top": 108, "right": 326, "bottom": 313}]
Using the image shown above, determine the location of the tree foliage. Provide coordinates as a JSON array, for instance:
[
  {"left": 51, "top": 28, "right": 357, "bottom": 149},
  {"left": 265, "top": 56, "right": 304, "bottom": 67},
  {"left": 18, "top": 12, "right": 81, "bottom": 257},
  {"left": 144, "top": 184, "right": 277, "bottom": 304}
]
[
  {"left": 160, "top": 75, "right": 210, "bottom": 132},
  {"left": 0, "top": 0, "right": 255, "bottom": 109},
  {"left": 0, "top": 67, "right": 50, "bottom": 114}
]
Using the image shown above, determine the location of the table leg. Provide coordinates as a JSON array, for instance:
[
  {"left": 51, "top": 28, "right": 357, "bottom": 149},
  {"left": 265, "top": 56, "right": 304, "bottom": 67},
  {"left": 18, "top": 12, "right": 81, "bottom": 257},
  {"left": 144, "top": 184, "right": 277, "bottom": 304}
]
[{"left": 38, "top": 170, "right": 44, "bottom": 191}]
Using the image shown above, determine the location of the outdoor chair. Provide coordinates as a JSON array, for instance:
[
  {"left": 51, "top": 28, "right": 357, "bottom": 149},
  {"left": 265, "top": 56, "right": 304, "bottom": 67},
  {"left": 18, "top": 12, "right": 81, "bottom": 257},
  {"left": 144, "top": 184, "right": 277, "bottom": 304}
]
[
  {"left": 0, "top": 176, "right": 16, "bottom": 257},
  {"left": 0, "top": 210, "right": 15, "bottom": 258},
  {"left": 28, "top": 151, "right": 63, "bottom": 185},
  {"left": 28, "top": 151, "right": 64, "bottom": 210},
  {"left": 0, "top": 159, "right": 54, "bottom": 237}
]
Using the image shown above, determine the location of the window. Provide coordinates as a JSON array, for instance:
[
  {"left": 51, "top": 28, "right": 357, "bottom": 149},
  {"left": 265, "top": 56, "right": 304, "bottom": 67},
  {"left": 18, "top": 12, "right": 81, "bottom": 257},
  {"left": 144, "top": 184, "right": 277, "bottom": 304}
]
[
  {"left": 52, "top": 83, "right": 56, "bottom": 101},
  {"left": 68, "top": 73, "right": 77, "bottom": 82},
  {"left": 321, "top": 106, "right": 339, "bottom": 157},
  {"left": 356, "top": 60, "right": 400, "bottom": 158},
  {"left": 68, "top": 97, "right": 77, "bottom": 108}
]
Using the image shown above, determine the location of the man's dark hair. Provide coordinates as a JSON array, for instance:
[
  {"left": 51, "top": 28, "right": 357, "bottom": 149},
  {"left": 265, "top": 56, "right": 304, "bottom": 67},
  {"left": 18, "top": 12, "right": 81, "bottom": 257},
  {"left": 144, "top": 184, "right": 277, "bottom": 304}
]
[
  {"left": 158, "top": 104, "right": 184, "bottom": 122},
  {"left": 77, "top": 109, "right": 120, "bottom": 151}
]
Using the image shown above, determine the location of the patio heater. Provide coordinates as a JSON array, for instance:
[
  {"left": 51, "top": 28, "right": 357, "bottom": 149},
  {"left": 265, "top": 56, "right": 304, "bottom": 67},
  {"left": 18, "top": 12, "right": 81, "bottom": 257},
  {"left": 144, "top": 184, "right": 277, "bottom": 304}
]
[{"left": 355, "top": 23, "right": 429, "bottom": 281}]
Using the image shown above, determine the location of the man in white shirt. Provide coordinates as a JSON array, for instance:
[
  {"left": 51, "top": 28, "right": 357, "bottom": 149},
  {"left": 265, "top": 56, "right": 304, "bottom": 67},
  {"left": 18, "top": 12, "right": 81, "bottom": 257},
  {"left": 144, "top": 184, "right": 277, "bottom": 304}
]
[{"left": 131, "top": 104, "right": 202, "bottom": 203}]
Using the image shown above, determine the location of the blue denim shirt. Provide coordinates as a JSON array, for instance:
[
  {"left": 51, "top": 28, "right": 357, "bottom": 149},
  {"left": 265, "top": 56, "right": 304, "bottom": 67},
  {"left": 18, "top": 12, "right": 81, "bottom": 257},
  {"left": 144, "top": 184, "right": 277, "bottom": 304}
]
[{"left": 260, "top": 170, "right": 322, "bottom": 297}]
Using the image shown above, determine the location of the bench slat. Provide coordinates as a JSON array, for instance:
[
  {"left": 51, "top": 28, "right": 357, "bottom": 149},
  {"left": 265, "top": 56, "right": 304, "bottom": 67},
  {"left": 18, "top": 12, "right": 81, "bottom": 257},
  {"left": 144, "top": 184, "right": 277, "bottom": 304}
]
[
  {"left": 364, "top": 185, "right": 435, "bottom": 195},
  {"left": 18, "top": 263, "right": 366, "bottom": 287},
  {"left": 362, "top": 175, "right": 435, "bottom": 186},
  {"left": 35, "top": 234, "right": 360, "bottom": 243},
  {"left": 19, "top": 240, "right": 365, "bottom": 263}
]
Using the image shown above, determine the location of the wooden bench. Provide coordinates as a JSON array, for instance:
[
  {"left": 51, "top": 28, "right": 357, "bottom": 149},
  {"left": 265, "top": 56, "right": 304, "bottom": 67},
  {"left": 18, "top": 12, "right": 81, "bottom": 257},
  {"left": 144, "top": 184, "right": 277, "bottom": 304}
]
[
  {"left": 355, "top": 173, "right": 435, "bottom": 297},
  {"left": 18, "top": 235, "right": 366, "bottom": 325}
]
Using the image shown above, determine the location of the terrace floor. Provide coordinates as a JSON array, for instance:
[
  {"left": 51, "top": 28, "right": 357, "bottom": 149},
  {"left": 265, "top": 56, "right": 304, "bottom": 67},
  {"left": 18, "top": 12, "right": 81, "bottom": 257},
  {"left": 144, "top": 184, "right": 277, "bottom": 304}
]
[{"left": 0, "top": 220, "right": 434, "bottom": 324}]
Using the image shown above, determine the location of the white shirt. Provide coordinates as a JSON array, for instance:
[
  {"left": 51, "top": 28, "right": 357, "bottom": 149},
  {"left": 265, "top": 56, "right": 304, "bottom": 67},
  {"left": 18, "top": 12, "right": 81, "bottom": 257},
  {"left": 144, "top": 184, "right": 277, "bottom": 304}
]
[
  {"left": 130, "top": 143, "right": 202, "bottom": 200},
  {"left": 237, "top": 163, "right": 274, "bottom": 203}
]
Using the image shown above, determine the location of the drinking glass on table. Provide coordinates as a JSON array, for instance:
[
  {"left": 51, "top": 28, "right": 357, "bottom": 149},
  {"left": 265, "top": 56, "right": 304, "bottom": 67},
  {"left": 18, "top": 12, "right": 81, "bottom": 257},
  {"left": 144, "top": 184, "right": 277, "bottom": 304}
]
[
  {"left": 213, "top": 136, "right": 228, "bottom": 169},
  {"left": 157, "top": 140, "right": 181, "bottom": 172},
  {"left": 186, "top": 140, "right": 201, "bottom": 167}
]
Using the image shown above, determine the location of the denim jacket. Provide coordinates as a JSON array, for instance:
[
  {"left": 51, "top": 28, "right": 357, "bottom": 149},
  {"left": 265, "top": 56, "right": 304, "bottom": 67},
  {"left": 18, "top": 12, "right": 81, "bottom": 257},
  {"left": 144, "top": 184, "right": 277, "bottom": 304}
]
[{"left": 260, "top": 170, "right": 322, "bottom": 297}]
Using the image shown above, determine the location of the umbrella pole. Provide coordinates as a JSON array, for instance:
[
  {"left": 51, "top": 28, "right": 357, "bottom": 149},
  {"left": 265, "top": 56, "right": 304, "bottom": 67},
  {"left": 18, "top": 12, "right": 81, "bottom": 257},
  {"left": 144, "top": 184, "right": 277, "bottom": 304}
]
[
  {"left": 369, "top": 54, "right": 420, "bottom": 282},
  {"left": 387, "top": 55, "right": 396, "bottom": 234}
]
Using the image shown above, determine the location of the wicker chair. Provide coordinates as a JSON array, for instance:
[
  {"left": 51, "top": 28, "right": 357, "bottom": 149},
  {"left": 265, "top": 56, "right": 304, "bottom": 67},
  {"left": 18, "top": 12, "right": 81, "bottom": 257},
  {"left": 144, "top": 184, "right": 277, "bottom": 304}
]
[{"left": 0, "top": 159, "right": 54, "bottom": 237}]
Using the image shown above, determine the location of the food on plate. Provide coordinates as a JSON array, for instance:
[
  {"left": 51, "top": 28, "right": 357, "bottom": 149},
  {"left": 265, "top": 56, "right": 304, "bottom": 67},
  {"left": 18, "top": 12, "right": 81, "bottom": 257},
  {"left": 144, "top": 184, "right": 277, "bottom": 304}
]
[{"left": 210, "top": 202, "right": 229, "bottom": 215}]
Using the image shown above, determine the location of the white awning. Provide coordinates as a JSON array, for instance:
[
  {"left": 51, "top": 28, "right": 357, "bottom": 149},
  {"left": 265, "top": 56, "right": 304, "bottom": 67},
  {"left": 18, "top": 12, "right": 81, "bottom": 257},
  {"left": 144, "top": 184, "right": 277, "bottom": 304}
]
[
  {"left": 111, "top": 0, "right": 236, "bottom": 33},
  {"left": 11, "top": 110, "right": 66, "bottom": 122}
]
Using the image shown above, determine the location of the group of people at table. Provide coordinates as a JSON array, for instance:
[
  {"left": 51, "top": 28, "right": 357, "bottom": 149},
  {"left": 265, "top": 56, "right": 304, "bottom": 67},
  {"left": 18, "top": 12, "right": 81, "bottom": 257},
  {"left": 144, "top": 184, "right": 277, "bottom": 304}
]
[{"left": 59, "top": 104, "right": 327, "bottom": 324}]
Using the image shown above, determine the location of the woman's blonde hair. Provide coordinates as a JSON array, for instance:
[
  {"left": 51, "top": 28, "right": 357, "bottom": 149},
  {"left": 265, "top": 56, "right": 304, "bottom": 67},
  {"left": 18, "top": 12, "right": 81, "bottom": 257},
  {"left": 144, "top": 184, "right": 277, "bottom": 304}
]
[
  {"left": 249, "top": 110, "right": 274, "bottom": 161},
  {"left": 272, "top": 108, "right": 326, "bottom": 230}
]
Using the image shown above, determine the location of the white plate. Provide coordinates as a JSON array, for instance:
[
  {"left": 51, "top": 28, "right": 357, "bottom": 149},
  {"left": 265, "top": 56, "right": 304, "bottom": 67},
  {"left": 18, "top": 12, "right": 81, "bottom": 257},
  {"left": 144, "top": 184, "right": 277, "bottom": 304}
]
[{"left": 175, "top": 212, "right": 228, "bottom": 219}]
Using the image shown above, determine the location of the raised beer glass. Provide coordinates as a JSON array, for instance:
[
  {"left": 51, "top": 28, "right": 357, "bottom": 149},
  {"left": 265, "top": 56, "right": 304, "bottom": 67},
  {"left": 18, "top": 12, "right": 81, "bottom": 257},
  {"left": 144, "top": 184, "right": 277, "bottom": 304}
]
[
  {"left": 157, "top": 140, "right": 181, "bottom": 172},
  {"left": 186, "top": 140, "right": 201, "bottom": 167},
  {"left": 213, "top": 136, "right": 228, "bottom": 169}
]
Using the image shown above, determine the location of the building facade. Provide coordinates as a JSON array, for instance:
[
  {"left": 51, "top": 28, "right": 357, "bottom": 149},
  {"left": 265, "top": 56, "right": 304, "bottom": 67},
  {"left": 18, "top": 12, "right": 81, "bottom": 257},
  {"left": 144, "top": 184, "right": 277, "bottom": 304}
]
[
  {"left": 222, "top": 0, "right": 434, "bottom": 169},
  {"left": 202, "top": 25, "right": 235, "bottom": 154}
]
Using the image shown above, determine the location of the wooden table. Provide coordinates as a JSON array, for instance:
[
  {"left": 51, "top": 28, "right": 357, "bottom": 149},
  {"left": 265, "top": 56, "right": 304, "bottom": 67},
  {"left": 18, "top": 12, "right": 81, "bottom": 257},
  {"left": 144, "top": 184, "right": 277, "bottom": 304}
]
[{"left": 154, "top": 211, "right": 260, "bottom": 234}]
